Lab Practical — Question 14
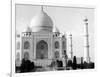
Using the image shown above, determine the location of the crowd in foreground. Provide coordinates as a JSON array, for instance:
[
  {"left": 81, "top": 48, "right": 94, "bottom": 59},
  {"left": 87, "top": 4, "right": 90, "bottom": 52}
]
[{"left": 15, "top": 56, "right": 94, "bottom": 73}]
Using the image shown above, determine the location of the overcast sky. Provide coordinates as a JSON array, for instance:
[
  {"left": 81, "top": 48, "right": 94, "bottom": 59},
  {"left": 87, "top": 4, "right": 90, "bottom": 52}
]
[{"left": 16, "top": 4, "right": 94, "bottom": 62}]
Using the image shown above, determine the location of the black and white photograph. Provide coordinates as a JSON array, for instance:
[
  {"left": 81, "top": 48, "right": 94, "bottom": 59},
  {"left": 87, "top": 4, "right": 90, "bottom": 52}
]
[{"left": 15, "top": 4, "right": 95, "bottom": 73}]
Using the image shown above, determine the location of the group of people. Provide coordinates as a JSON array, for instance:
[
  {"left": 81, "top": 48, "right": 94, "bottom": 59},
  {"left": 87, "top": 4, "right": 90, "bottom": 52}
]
[
  {"left": 15, "top": 53, "right": 94, "bottom": 73},
  {"left": 16, "top": 52, "right": 35, "bottom": 73}
]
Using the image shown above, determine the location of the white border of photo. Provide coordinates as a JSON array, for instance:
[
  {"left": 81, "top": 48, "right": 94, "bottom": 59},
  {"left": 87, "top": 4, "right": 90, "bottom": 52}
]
[{"left": 11, "top": 0, "right": 96, "bottom": 77}]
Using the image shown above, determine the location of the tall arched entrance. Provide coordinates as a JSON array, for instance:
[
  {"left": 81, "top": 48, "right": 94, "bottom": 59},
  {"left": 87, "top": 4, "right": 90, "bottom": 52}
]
[{"left": 36, "top": 40, "right": 48, "bottom": 59}]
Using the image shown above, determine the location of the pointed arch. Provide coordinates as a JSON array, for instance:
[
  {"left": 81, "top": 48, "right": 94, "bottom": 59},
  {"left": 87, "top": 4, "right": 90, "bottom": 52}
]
[
  {"left": 24, "top": 41, "right": 30, "bottom": 49},
  {"left": 36, "top": 40, "right": 48, "bottom": 59},
  {"left": 55, "top": 41, "right": 59, "bottom": 49}
]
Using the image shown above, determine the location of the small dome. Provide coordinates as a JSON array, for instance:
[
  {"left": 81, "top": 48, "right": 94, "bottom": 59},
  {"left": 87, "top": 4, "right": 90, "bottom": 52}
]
[
  {"left": 23, "top": 26, "right": 32, "bottom": 32},
  {"left": 30, "top": 8, "right": 53, "bottom": 32}
]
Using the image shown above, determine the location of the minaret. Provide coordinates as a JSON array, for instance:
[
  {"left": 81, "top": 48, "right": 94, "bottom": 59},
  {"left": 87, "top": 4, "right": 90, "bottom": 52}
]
[
  {"left": 64, "top": 32, "right": 67, "bottom": 55},
  {"left": 69, "top": 33, "right": 73, "bottom": 60},
  {"left": 84, "top": 18, "right": 90, "bottom": 63}
]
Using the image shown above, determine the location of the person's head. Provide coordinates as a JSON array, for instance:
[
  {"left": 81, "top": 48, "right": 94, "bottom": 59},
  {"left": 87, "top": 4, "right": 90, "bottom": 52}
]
[{"left": 24, "top": 52, "right": 29, "bottom": 60}]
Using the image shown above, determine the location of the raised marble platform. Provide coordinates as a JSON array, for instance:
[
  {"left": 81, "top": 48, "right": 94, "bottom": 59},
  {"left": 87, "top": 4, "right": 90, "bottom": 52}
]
[{"left": 33, "top": 59, "right": 52, "bottom": 67}]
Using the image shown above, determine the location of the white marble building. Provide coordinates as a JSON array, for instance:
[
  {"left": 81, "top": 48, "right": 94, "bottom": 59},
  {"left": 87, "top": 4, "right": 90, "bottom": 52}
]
[{"left": 16, "top": 7, "right": 67, "bottom": 66}]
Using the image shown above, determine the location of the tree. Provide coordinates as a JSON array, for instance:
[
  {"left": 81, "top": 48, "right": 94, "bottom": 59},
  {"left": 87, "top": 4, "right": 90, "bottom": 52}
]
[{"left": 72, "top": 56, "right": 77, "bottom": 70}]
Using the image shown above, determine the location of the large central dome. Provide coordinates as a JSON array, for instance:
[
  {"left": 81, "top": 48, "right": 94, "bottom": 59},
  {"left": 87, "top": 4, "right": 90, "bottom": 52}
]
[{"left": 30, "top": 8, "right": 53, "bottom": 32}]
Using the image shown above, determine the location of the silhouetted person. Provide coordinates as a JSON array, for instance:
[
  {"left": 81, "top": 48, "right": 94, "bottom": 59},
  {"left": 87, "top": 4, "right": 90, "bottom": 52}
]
[
  {"left": 68, "top": 60, "right": 72, "bottom": 67},
  {"left": 91, "top": 62, "right": 94, "bottom": 68},
  {"left": 62, "top": 50, "right": 68, "bottom": 68},
  {"left": 83, "top": 61, "right": 88, "bottom": 69},
  {"left": 65, "top": 55, "right": 68, "bottom": 67},
  {"left": 56, "top": 60, "right": 60, "bottom": 67},
  {"left": 80, "top": 57, "right": 84, "bottom": 69},
  {"left": 20, "top": 59, "right": 31, "bottom": 72},
  {"left": 20, "top": 52, "right": 34, "bottom": 72},
  {"left": 72, "top": 56, "right": 77, "bottom": 70},
  {"left": 56, "top": 60, "right": 63, "bottom": 70},
  {"left": 58, "top": 60, "right": 63, "bottom": 67},
  {"left": 88, "top": 62, "right": 94, "bottom": 69}
]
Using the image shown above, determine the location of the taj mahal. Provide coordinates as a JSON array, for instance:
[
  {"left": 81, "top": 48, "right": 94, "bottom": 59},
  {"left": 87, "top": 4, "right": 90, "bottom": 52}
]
[
  {"left": 15, "top": 6, "right": 94, "bottom": 72},
  {"left": 16, "top": 7, "right": 67, "bottom": 67}
]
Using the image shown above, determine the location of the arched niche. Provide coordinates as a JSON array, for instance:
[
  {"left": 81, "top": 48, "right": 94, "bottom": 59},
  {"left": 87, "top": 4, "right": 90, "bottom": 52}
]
[
  {"left": 24, "top": 41, "right": 30, "bottom": 49},
  {"left": 36, "top": 40, "right": 48, "bottom": 59},
  {"left": 54, "top": 51, "right": 59, "bottom": 59},
  {"left": 54, "top": 41, "right": 59, "bottom": 49}
]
